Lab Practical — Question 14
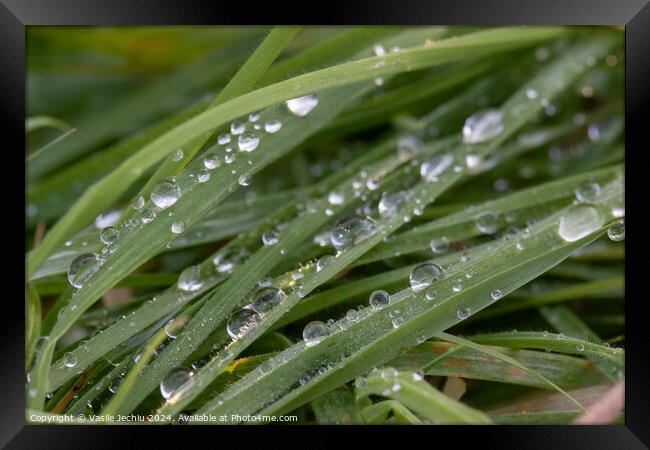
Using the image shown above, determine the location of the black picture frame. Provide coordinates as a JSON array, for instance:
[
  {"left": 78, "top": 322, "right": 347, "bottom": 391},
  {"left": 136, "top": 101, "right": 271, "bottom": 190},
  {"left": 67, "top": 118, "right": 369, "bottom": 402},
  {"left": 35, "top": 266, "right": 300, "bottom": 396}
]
[{"left": 5, "top": 0, "right": 648, "bottom": 446}]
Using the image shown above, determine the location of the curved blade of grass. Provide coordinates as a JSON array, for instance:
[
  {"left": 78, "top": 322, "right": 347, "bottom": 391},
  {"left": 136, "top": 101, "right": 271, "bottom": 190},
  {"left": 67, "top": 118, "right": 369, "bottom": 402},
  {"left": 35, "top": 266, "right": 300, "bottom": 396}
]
[
  {"left": 391, "top": 341, "right": 607, "bottom": 390},
  {"left": 27, "top": 26, "right": 566, "bottom": 276},
  {"left": 433, "top": 332, "right": 586, "bottom": 411},
  {"left": 356, "top": 368, "right": 491, "bottom": 424},
  {"left": 361, "top": 400, "right": 423, "bottom": 424},
  {"left": 144, "top": 40, "right": 617, "bottom": 419},
  {"left": 26, "top": 116, "right": 71, "bottom": 133}
]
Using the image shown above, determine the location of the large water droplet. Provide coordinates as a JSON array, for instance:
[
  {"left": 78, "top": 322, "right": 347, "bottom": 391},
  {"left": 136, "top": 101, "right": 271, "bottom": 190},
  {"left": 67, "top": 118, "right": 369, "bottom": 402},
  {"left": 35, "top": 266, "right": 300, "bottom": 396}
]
[
  {"left": 132, "top": 195, "right": 145, "bottom": 210},
  {"left": 409, "top": 263, "right": 444, "bottom": 292},
  {"left": 177, "top": 265, "right": 203, "bottom": 292},
  {"left": 160, "top": 368, "right": 195, "bottom": 401},
  {"left": 607, "top": 220, "right": 625, "bottom": 241},
  {"left": 462, "top": 109, "right": 504, "bottom": 144},
  {"left": 330, "top": 216, "right": 377, "bottom": 251},
  {"left": 303, "top": 321, "right": 330, "bottom": 347},
  {"left": 491, "top": 289, "right": 503, "bottom": 301},
  {"left": 68, "top": 253, "right": 103, "bottom": 288},
  {"left": 420, "top": 153, "right": 454, "bottom": 182},
  {"left": 171, "top": 148, "right": 184, "bottom": 161},
  {"left": 231, "top": 122, "right": 246, "bottom": 135},
  {"left": 218, "top": 133, "right": 231, "bottom": 145},
  {"left": 251, "top": 287, "right": 286, "bottom": 315},
  {"left": 238, "top": 174, "right": 252, "bottom": 186},
  {"left": 286, "top": 95, "right": 319, "bottom": 117},
  {"left": 558, "top": 205, "right": 603, "bottom": 242},
  {"left": 226, "top": 306, "right": 260, "bottom": 340},
  {"left": 369, "top": 290, "right": 390, "bottom": 309},
  {"left": 317, "top": 254, "right": 335, "bottom": 272},
  {"left": 203, "top": 152, "right": 220, "bottom": 170},
  {"left": 238, "top": 133, "right": 259, "bottom": 152},
  {"left": 151, "top": 179, "right": 181, "bottom": 209}
]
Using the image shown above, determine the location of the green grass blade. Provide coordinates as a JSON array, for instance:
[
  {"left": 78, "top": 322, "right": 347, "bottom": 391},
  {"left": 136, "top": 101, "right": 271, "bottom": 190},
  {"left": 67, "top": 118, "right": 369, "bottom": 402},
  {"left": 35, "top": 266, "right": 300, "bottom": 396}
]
[{"left": 26, "top": 284, "right": 42, "bottom": 369}]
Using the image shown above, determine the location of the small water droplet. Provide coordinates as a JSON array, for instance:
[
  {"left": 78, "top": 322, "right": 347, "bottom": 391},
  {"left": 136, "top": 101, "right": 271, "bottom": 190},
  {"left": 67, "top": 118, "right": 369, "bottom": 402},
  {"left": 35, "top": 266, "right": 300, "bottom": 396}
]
[
  {"left": 378, "top": 190, "right": 409, "bottom": 216},
  {"left": 171, "top": 221, "right": 185, "bottom": 234},
  {"left": 197, "top": 169, "right": 210, "bottom": 183},
  {"left": 177, "top": 265, "right": 203, "bottom": 292},
  {"left": 63, "top": 352, "right": 77, "bottom": 368},
  {"left": 457, "top": 308, "right": 471, "bottom": 320},
  {"left": 475, "top": 212, "right": 499, "bottom": 235},
  {"left": 575, "top": 182, "right": 601, "bottom": 203},
  {"left": 238, "top": 133, "right": 259, "bottom": 152},
  {"left": 218, "top": 133, "right": 231, "bottom": 145},
  {"left": 151, "top": 179, "right": 181, "bottom": 209},
  {"left": 160, "top": 368, "right": 195, "bottom": 401},
  {"left": 264, "top": 120, "right": 282, "bottom": 134},
  {"left": 346, "top": 309, "right": 359, "bottom": 322},
  {"left": 67, "top": 253, "right": 103, "bottom": 288},
  {"left": 369, "top": 290, "right": 390, "bottom": 310},
  {"left": 409, "top": 263, "right": 444, "bottom": 292},
  {"left": 607, "top": 220, "right": 625, "bottom": 241},
  {"left": 420, "top": 153, "right": 454, "bottom": 182},
  {"left": 491, "top": 289, "right": 503, "bottom": 301},
  {"left": 238, "top": 173, "right": 252, "bottom": 186},
  {"left": 328, "top": 191, "right": 345, "bottom": 205},
  {"left": 171, "top": 148, "right": 184, "bottom": 161},
  {"left": 251, "top": 287, "right": 286, "bottom": 315},
  {"left": 317, "top": 254, "right": 335, "bottom": 272},
  {"left": 330, "top": 216, "right": 376, "bottom": 251},
  {"left": 526, "top": 88, "right": 538, "bottom": 99},
  {"left": 303, "top": 321, "right": 330, "bottom": 347},
  {"left": 286, "top": 95, "right": 319, "bottom": 117},
  {"left": 262, "top": 229, "right": 279, "bottom": 246},
  {"left": 212, "top": 247, "right": 249, "bottom": 273},
  {"left": 462, "top": 109, "right": 504, "bottom": 144},
  {"left": 231, "top": 122, "right": 246, "bottom": 135},
  {"left": 576, "top": 343, "right": 585, "bottom": 352},
  {"left": 132, "top": 195, "right": 145, "bottom": 210},
  {"left": 100, "top": 227, "right": 119, "bottom": 245},
  {"left": 429, "top": 237, "right": 449, "bottom": 254}
]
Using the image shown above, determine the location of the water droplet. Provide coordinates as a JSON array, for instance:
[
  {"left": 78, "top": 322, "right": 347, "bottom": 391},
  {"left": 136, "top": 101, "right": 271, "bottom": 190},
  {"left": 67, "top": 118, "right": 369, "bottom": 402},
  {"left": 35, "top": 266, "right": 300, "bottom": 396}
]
[
  {"left": 412, "top": 371, "right": 424, "bottom": 381},
  {"left": 151, "top": 179, "right": 181, "bottom": 209},
  {"left": 491, "top": 289, "right": 503, "bottom": 301},
  {"left": 378, "top": 190, "right": 409, "bottom": 216},
  {"left": 171, "top": 148, "right": 184, "bottom": 161},
  {"left": 392, "top": 317, "right": 404, "bottom": 329},
  {"left": 197, "top": 169, "right": 210, "bottom": 183},
  {"left": 317, "top": 254, "right": 335, "bottom": 272},
  {"left": 218, "top": 133, "right": 231, "bottom": 145},
  {"left": 262, "top": 230, "right": 279, "bottom": 246},
  {"left": 264, "top": 120, "right": 282, "bottom": 133},
  {"left": 100, "top": 227, "right": 119, "bottom": 245},
  {"left": 238, "top": 174, "right": 252, "bottom": 186},
  {"left": 475, "top": 212, "right": 499, "bottom": 235},
  {"left": 225, "top": 153, "right": 236, "bottom": 164},
  {"left": 462, "top": 109, "right": 504, "bottom": 144},
  {"left": 328, "top": 191, "right": 345, "bottom": 205},
  {"left": 68, "top": 253, "right": 103, "bottom": 288},
  {"left": 397, "top": 135, "right": 420, "bottom": 161},
  {"left": 226, "top": 306, "right": 260, "bottom": 340},
  {"left": 457, "top": 308, "right": 471, "bottom": 320},
  {"left": 354, "top": 376, "right": 366, "bottom": 388},
  {"left": 420, "top": 153, "right": 454, "bottom": 182},
  {"left": 369, "top": 290, "right": 390, "bottom": 310},
  {"left": 303, "top": 321, "right": 330, "bottom": 347},
  {"left": 251, "top": 287, "right": 286, "bottom": 315},
  {"left": 132, "top": 195, "right": 145, "bottom": 210},
  {"left": 558, "top": 205, "right": 603, "bottom": 242},
  {"left": 231, "top": 122, "right": 246, "bottom": 135},
  {"left": 165, "top": 319, "right": 179, "bottom": 339},
  {"left": 576, "top": 343, "right": 585, "bottom": 352},
  {"left": 575, "top": 182, "right": 601, "bottom": 203},
  {"left": 346, "top": 309, "right": 359, "bottom": 322},
  {"left": 238, "top": 133, "right": 259, "bottom": 152},
  {"left": 160, "top": 368, "right": 195, "bottom": 401},
  {"left": 452, "top": 281, "right": 463, "bottom": 292},
  {"left": 94, "top": 210, "right": 122, "bottom": 229},
  {"left": 330, "top": 216, "right": 376, "bottom": 251},
  {"left": 171, "top": 220, "right": 185, "bottom": 234},
  {"left": 141, "top": 209, "right": 156, "bottom": 224},
  {"left": 557, "top": 333, "right": 565, "bottom": 340},
  {"left": 286, "top": 94, "right": 319, "bottom": 117},
  {"left": 429, "top": 237, "right": 449, "bottom": 254},
  {"left": 177, "top": 265, "right": 203, "bottom": 292},
  {"left": 607, "top": 220, "right": 625, "bottom": 241},
  {"left": 63, "top": 352, "right": 77, "bottom": 368},
  {"left": 409, "top": 263, "right": 444, "bottom": 292}
]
